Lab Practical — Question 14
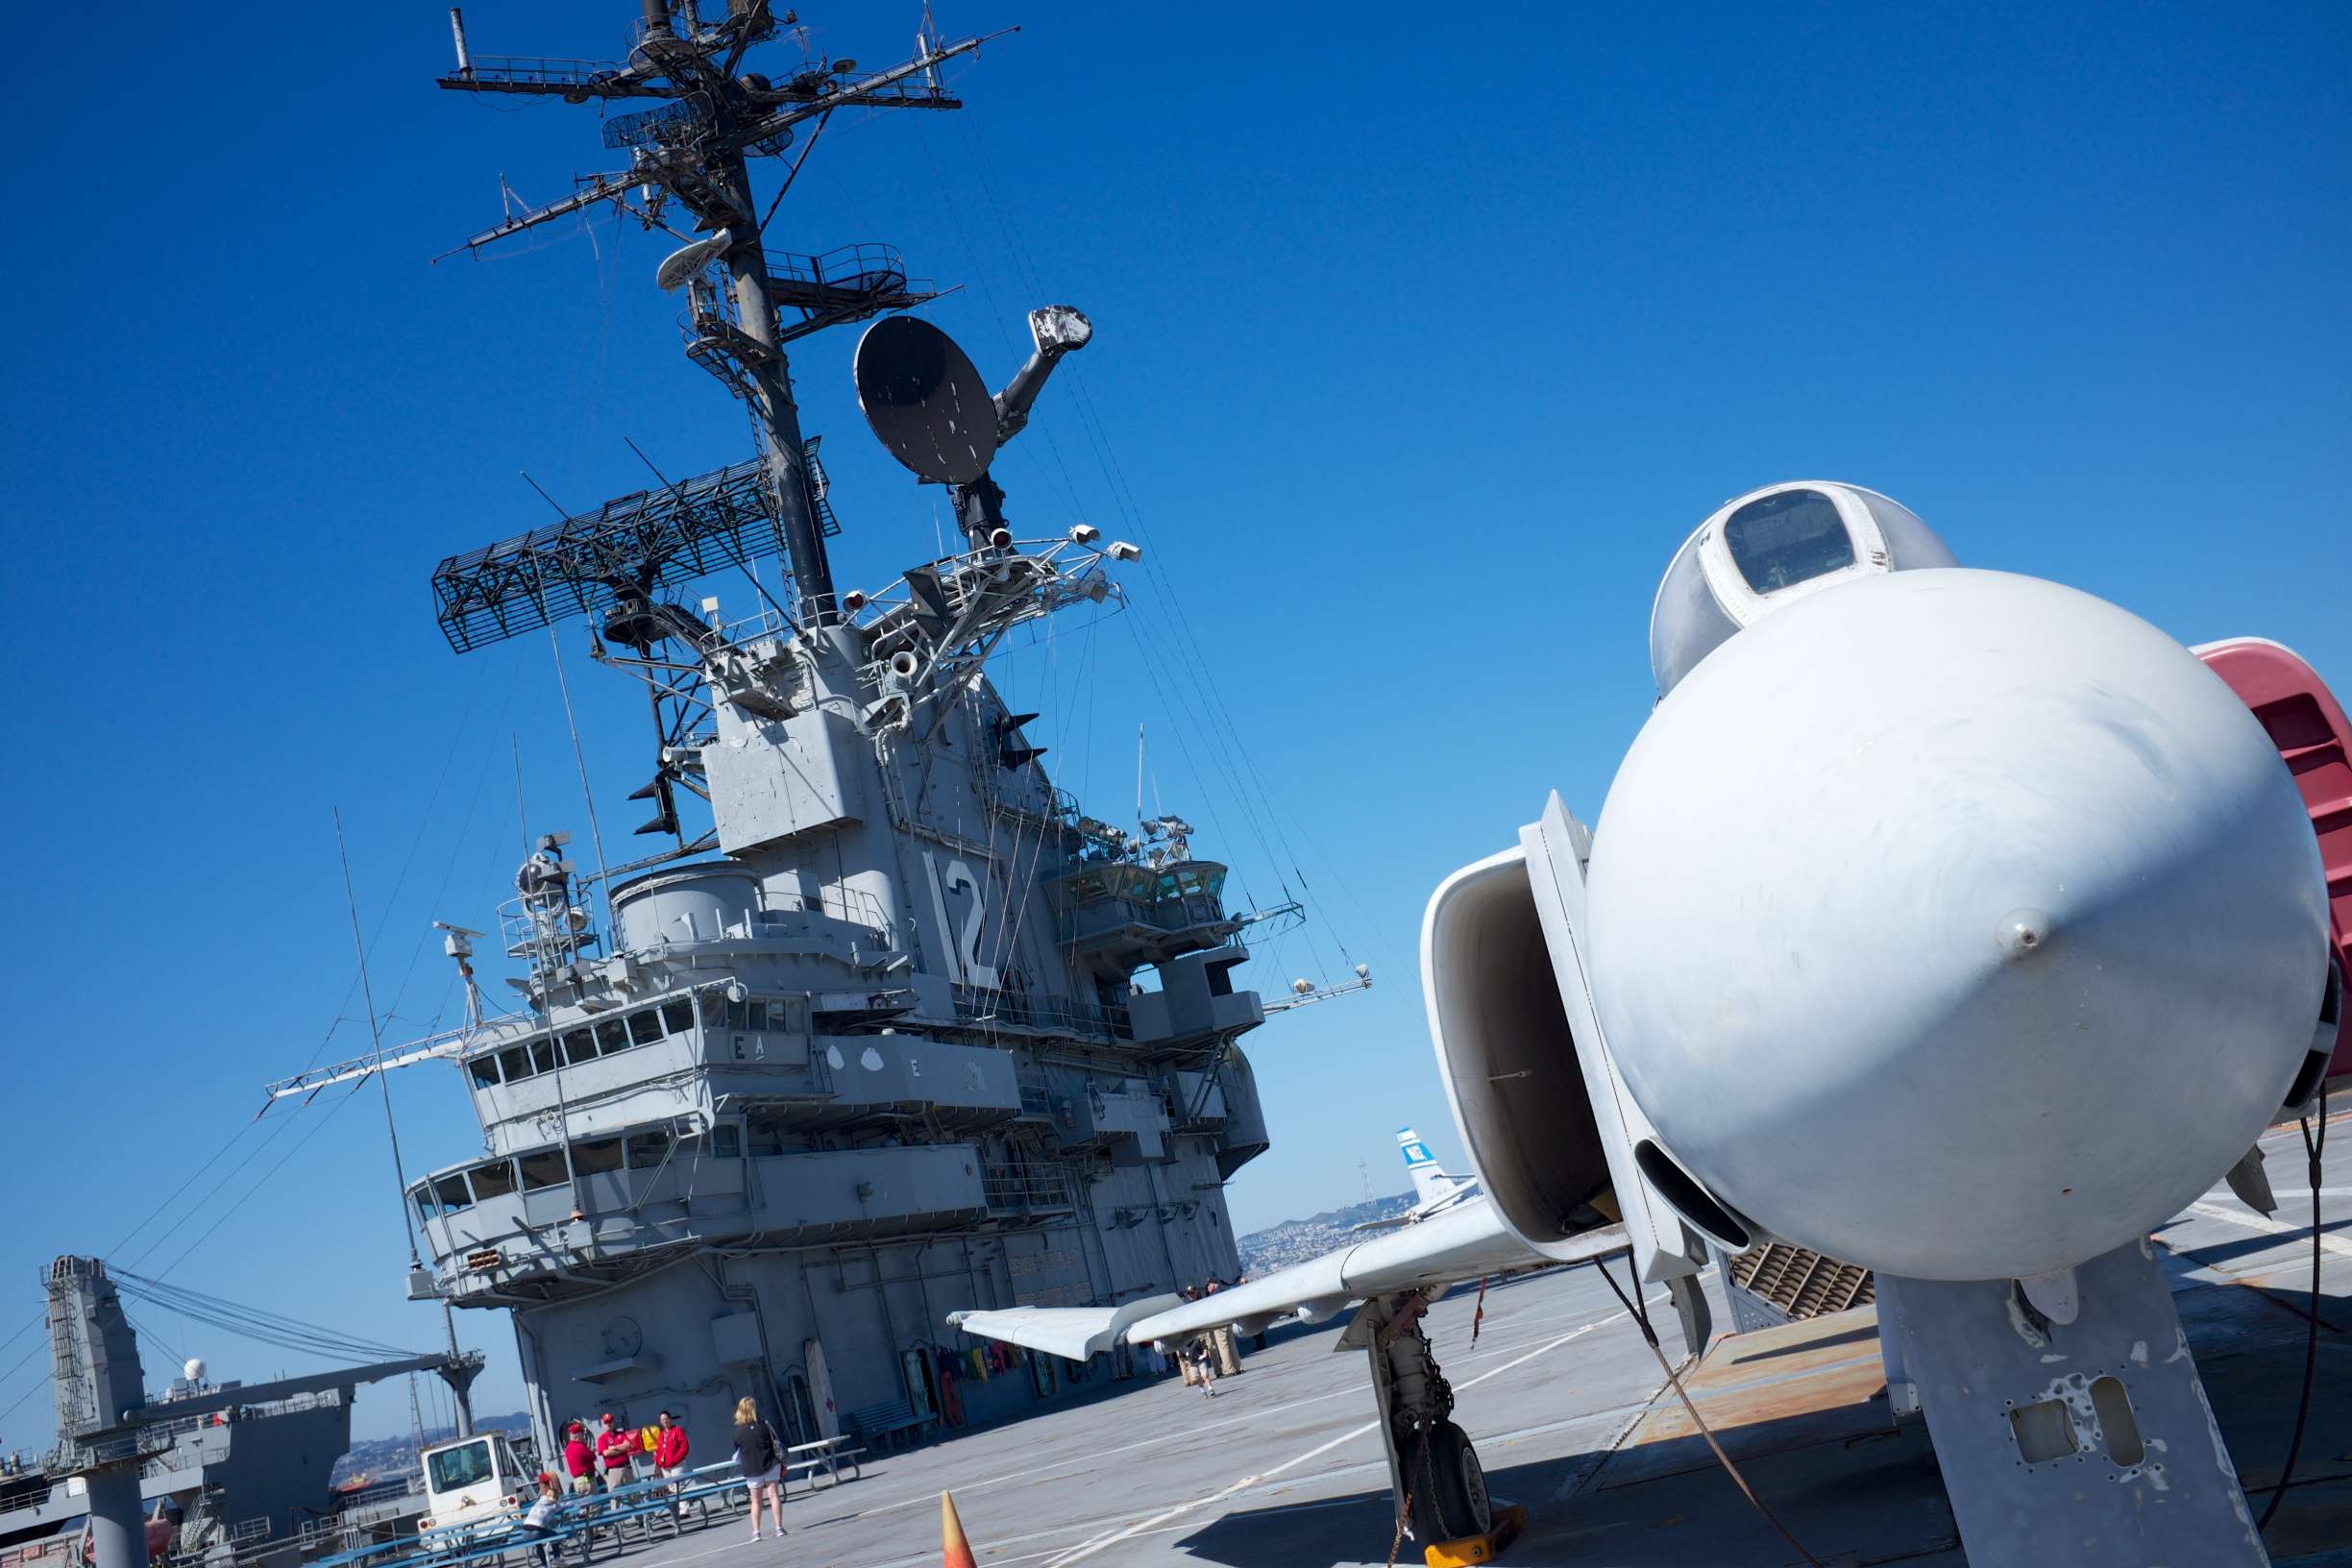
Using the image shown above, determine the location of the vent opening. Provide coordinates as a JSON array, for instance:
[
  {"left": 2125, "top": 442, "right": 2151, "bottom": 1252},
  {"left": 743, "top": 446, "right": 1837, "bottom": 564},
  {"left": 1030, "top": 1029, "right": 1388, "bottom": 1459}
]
[{"left": 1634, "top": 1139, "right": 1754, "bottom": 1253}]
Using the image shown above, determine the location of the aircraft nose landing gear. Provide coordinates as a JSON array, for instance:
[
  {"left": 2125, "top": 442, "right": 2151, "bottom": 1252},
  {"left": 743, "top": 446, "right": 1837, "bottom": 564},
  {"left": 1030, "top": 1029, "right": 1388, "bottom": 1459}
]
[{"left": 1344, "top": 1290, "right": 1498, "bottom": 1547}]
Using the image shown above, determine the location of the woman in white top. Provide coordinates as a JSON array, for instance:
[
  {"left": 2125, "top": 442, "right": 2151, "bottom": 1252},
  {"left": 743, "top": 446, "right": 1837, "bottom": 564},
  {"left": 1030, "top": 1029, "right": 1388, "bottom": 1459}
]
[{"left": 509, "top": 1475, "right": 565, "bottom": 1567}]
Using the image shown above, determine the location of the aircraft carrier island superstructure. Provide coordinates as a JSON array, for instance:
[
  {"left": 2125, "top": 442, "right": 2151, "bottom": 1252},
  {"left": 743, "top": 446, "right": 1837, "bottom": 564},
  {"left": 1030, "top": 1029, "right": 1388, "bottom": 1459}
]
[
  {"left": 400, "top": 654, "right": 1275, "bottom": 1452},
  {"left": 257, "top": 1, "right": 1310, "bottom": 1464}
]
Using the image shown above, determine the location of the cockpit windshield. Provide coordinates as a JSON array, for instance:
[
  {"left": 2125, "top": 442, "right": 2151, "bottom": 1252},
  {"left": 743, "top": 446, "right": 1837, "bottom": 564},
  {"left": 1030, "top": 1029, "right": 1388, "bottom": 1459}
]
[{"left": 1724, "top": 489, "right": 1854, "bottom": 593}]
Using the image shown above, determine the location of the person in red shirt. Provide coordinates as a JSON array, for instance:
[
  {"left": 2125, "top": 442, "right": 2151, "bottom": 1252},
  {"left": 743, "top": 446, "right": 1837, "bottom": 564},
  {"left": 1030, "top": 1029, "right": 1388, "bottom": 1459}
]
[
  {"left": 561, "top": 1423, "right": 596, "bottom": 1497},
  {"left": 652, "top": 1409, "right": 691, "bottom": 1522},
  {"left": 594, "top": 1413, "right": 636, "bottom": 1491},
  {"left": 652, "top": 1410, "right": 690, "bottom": 1472}
]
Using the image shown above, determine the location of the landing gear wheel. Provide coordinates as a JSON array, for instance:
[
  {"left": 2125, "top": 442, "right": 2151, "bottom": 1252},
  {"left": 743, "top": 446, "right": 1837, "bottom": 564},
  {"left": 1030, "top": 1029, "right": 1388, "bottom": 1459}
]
[{"left": 1409, "top": 1421, "right": 1493, "bottom": 1542}]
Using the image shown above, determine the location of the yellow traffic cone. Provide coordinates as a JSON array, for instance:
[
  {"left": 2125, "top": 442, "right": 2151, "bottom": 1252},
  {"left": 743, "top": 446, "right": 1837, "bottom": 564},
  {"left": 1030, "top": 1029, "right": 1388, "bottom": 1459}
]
[{"left": 942, "top": 1490, "right": 977, "bottom": 1568}]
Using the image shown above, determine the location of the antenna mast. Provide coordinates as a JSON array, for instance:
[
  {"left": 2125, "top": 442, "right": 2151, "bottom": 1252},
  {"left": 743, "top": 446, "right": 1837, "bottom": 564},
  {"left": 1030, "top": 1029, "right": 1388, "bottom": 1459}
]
[{"left": 435, "top": 1, "right": 1010, "bottom": 627}]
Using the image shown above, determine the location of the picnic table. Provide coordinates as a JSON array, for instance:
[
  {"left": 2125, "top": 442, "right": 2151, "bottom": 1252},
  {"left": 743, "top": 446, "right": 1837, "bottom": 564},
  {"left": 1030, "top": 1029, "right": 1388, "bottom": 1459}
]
[
  {"left": 378, "top": 1465, "right": 754, "bottom": 1568},
  {"left": 305, "top": 1458, "right": 780, "bottom": 1568},
  {"left": 781, "top": 1436, "right": 863, "bottom": 1495}
]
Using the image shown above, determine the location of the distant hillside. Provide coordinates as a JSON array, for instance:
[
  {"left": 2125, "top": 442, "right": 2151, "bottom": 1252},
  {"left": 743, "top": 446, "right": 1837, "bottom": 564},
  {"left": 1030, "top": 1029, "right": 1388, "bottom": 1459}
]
[
  {"left": 333, "top": 1412, "right": 532, "bottom": 1486},
  {"left": 1237, "top": 1192, "right": 1414, "bottom": 1275}
]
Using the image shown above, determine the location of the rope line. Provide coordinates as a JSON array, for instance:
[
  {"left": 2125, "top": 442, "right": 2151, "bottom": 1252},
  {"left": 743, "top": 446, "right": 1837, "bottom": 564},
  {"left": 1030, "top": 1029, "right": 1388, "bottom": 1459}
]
[
  {"left": 2256, "top": 1108, "right": 2330, "bottom": 1533},
  {"left": 1594, "top": 1256, "right": 1823, "bottom": 1566}
]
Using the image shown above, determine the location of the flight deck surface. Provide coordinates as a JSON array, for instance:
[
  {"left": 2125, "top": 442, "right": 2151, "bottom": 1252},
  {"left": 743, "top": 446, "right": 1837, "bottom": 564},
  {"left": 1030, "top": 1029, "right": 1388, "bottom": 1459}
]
[{"left": 589, "top": 1109, "right": 2349, "bottom": 1567}]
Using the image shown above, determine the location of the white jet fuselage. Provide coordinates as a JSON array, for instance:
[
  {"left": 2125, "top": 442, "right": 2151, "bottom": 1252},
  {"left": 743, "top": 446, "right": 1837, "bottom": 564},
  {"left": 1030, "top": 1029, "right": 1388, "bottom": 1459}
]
[{"left": 1588, "top": 567, "right": 2330, "bottom": 1281}]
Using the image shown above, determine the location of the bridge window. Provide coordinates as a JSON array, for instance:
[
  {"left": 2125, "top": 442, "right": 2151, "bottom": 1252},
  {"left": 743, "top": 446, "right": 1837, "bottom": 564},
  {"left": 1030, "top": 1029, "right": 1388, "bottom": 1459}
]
[
  {"left": 518, "top": 1148, "right": 570, "bottom": 1191},
  {"left": 562, "top": 1029, "right": 598, "bottom": 1066},
  {"left": 468, "top": 1056, "right": 501, "bottom": 1090},
  {"left": 498, "top": 1045, "right": 533, "bottom": 1083},
  {"left": 712, "top": 1124, "right": 742, "bottom": 1158},
  {"left": 413, "top": 1186, "right": 439, "bottom": 1222},
  {"left": 469, "top": 1161, "right": 518, "bottom": 1201},
  {"left": 625, "top": 1130, "right": 673, "bottom": 1169},
  {"left": 434, "top": 1175, "right": 473, "bottom": 1213},
  {"left": 595, "top": 1018, "right": 630, "bottom": 1055},
  {"left": 531, "top": 1038, "right": 558, "bottom": 1074},
  {"left": 627, "top": 1010, "right": 665, "bottom": 1047},
  {"left": 661, "top": 999, "right": 694, "bottom": 1036},
  {"left": 716, "top": 995, "right": 806, "bottom": 1033},
  {"left": 571, "top": 1138, "right": 623, "bottom": 1177}
]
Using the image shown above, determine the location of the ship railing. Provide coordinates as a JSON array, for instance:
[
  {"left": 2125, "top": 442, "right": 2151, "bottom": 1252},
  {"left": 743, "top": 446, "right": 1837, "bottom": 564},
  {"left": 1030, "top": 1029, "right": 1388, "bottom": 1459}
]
[
  {"left": 759, "top": 884, "right": 894, "bottom": 942},
  {"left": 1053, "top": 896, "right": 1236, "bottom": 948},
  {"left": 139, "top": 1412, "right": 208, "bottom": 1446},
  {"left": 1016, "top": 1068, "right": 1056, "bottom": 1118},
  {"left": 0, "top": 1540, "right": 77, "bottom": 1568},
  {"left": 767, "top": 242, "right": 908, "bottom": 302},
  {"left": 454, "top": 54, "right": 626, "bottom": 89},
  {"left": 497, "top": 895, "right": 603, "bottom": 967},
  {"left": 328, "top": 1474, "right": 425, "bottom": 1515},
  {"left": 982, "top": 1164, "right": 1075, "bottom": 1213},
  {"left": 713, "top": 604, "right": 793, "bottom": 647},
  {"left": 951, "top": 985, "right": 1130, "bottom": 1041}
]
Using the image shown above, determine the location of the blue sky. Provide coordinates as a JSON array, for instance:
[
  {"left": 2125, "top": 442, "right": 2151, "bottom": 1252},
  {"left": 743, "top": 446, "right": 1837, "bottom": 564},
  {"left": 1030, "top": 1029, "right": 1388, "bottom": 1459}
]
[{"left": 2, "top": 1, "right": 2346, "bottom": 1444}]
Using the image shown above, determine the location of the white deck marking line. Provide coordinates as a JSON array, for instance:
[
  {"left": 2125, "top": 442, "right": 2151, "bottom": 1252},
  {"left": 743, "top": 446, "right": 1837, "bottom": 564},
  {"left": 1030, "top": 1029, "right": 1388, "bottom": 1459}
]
[
  {"left": 2200, "top": 1186, "right": 2352, "bottom": 1200},
  {"left": 2182, "top": 1202, "right": 2352, "bottom": 1262},
  {"left": 1218, "top": 1397, "right": 1659, "bottom": 1503},
  {"left": 861, "top": 1523, "right": 1192, "bottom": 1568},
  {"left": 1040, "top": 1293, "right": 1665, "bottom": 1567},
  {"left": 831, "top": 1288, "right": 1644, "bottom": 1524}
]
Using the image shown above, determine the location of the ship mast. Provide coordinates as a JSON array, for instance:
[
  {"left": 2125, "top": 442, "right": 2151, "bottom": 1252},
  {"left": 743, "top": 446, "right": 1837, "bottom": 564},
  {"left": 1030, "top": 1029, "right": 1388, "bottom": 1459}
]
[{"left": 436, "top": 0, "right": 1007, "bottom": 628}]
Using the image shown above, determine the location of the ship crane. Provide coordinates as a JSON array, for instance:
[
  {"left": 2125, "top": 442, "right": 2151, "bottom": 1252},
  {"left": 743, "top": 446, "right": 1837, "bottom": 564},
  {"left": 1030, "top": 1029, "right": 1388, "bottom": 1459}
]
[{"left": 44, "top": 1259, "right": 485, "bottom": 1568}]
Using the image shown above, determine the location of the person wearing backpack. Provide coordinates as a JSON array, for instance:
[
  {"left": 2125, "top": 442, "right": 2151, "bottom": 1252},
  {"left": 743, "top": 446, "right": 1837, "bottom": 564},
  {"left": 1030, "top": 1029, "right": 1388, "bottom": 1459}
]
[{"left": 731, "top": 1397, "right": 786, "bottom": 1543}]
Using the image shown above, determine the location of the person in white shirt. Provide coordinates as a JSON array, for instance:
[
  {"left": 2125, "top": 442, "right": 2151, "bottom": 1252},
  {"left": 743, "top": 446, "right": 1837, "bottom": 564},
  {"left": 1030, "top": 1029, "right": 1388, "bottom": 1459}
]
[{"left": 510, "top": 1475, "right": 566, "bottom": 1567}]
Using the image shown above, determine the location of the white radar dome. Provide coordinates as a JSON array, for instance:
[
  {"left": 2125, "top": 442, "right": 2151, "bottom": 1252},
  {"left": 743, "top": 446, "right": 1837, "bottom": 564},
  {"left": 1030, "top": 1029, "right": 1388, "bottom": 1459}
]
[
  {"left": 1589, "top": 568, "right": 2328, "bottom": 1282},
  {"left": 184, "top": 1358, "right": 207, "bottom": 1384}
]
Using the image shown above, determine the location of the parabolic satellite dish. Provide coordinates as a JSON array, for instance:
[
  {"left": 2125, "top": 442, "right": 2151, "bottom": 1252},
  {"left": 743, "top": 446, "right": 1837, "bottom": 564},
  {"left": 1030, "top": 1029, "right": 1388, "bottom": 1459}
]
[{"left": 853, "top": 314, "right": 996, "bottom": 485}]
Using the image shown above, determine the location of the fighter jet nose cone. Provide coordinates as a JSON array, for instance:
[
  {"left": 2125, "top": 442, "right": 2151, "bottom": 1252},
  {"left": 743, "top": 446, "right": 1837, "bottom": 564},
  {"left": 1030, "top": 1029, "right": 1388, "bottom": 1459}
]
[
  {"left": 1995, "top": 908, "right": 2050, "bottom": 962},
  {"left": 1587, "top": 568, "right": 2329, "bottom": 1283}
]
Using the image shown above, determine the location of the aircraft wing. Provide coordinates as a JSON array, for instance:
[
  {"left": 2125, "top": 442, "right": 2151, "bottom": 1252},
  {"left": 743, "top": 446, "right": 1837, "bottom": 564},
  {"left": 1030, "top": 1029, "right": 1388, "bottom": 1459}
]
[
  {"left": 949, "top": 1195, "right": 1628, "bottom": 1358},
  {"left": 938, "top": 1292, "right": 1185, "bottom": 1360}
]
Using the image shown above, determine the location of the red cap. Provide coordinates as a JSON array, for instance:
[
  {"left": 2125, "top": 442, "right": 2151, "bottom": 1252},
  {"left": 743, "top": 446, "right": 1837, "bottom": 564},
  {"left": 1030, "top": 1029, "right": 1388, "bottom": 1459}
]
[
  {"left": 567, "top": 1422, "right": 583, "bottom": 1434},
  {"left": 600, "top": 1412, "right": 615, "bottom": 1424}
]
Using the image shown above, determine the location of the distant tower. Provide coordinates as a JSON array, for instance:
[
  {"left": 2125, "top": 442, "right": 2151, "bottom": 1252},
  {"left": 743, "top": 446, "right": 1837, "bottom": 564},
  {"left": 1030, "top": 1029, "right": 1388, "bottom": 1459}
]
[
  {"left": 1359, "top": 1157, "right": 1373, "bottom": 1202},
  {"left": 46, "top": 1258, "right": 148, "bottom": 1568}
]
